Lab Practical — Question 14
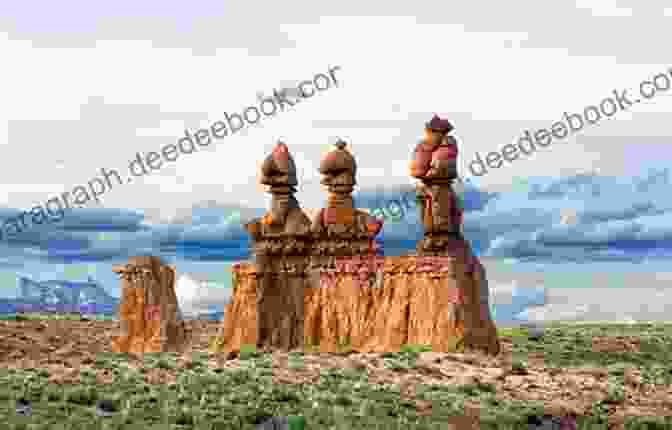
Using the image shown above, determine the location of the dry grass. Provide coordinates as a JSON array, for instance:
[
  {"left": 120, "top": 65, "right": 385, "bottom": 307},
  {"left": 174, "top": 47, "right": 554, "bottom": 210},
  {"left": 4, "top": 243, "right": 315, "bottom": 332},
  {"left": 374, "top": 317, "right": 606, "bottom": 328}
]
[{"left": 0, "top": 316, "right": 671, "bottom": 429}]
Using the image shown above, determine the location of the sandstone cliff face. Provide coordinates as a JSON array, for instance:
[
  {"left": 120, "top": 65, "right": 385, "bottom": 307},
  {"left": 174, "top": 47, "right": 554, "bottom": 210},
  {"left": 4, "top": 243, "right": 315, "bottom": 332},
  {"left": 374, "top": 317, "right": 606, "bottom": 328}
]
[
  {"left": 211, "top": 247, "right": 500, "bottom": 355},
  {"left": 210, "top": 135, "right": 501, "bottom": 355},
  {"left": 211, "top": 266, "right": 257, "bottom": 351},
  {"left": 111, "top": 256, "right": 188, "bottom": 354}
]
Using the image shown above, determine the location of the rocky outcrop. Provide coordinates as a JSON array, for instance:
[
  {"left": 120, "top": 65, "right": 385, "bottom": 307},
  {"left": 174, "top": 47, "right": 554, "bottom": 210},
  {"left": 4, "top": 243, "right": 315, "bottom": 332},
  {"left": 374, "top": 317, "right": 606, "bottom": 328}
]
[
  {"left": 212, "top": 118, "right": 500, "bottom": 355},
  {"left": 211, "top": 263, "right": 257, "bottom": 351},
  {"left": 244, "top": 140, "right": 312, "bottom": 351},
  {"left": 111, "top": 256, "right": 188, "bottom": 354},
  {"left": 410, "top": 114, "right": 464, "bottom": 252},
  {"left": 211, "top": 244, "right": 499, "bottom": 354}
]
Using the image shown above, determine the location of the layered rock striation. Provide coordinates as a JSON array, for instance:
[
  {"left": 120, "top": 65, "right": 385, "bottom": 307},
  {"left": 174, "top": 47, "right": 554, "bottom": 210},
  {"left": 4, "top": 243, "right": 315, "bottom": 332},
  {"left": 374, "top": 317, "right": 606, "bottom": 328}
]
[
  {"left": 211, "top": 122, "right": 500, "bottom": 355},
  {"left": 111, "top": 256, "right": 188, "bottom": 354},
  {"left": 214, "top": 247, "right": 499, "bottom": 354}
]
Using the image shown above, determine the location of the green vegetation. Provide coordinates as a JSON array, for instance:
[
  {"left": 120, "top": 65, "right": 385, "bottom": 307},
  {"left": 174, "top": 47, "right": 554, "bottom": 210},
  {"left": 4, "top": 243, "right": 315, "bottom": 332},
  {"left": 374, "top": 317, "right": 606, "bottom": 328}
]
[
  {"left": 399, "top": 344, "right": 432, "bottom": 354},
  {"left": 1, "top": 317, "right": 672, "bottom": 428}
]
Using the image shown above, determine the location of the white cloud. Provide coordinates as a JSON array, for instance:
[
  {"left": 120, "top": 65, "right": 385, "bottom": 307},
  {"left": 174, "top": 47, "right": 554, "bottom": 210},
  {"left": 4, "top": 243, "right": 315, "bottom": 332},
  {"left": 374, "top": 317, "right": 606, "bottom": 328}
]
[
  {"left": 0, "top": 4, "right": 670, "bottom": 217},
  {"left": 175, "top": 272, "right": 230, "bottom": 317},
  {"left": 575, "top": 0, "right": 633, "bottom": 16}
]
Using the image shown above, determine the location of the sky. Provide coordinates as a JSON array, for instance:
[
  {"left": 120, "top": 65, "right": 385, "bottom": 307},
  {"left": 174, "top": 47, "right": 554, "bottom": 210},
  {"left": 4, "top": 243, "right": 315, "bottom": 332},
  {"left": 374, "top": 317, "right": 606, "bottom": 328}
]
[{"left": 0, "top": 1, "right": 671, "bottom": 320}]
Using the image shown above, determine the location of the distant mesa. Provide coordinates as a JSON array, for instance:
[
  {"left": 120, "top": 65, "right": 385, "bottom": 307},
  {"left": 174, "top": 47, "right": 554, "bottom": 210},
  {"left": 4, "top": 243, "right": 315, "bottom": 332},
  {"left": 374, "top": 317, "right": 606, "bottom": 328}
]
[{"left": 0, "top": 276, "right": 119, "bottom": 315}]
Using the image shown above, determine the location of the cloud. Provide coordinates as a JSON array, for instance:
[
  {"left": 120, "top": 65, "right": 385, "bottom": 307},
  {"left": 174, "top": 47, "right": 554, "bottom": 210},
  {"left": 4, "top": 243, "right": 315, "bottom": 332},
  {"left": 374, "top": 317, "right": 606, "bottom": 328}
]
[
  {"left": 517, "top": 286, "right": 672, "bottom": 323},
  {"left": 175, "top": 272, "right": 230, "bottom": 317},
  {"left": 353, "top": 169, "right": 672, "bottom": 261},
  {"left": 488, "top": 280, "right": 547, "bottom": 323},
  {"left": 0, "top": 169, "right": 668, "bottom": 266},
  {"left": 470, "top": 171, "right": 672, "bottom": 261}
]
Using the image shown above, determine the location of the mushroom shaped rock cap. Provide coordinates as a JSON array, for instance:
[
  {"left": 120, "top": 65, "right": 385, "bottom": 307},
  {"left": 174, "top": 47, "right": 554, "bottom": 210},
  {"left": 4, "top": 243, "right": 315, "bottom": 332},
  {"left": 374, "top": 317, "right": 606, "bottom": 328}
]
[
  {"left": 318, "top": 139, "right": 357, "bottom": 179},
  {"left": 425, "top": 114, "right": 454, "bottom": 134},
  {"left": 260, "top": 140, "right": 298, "bottom": 186}
]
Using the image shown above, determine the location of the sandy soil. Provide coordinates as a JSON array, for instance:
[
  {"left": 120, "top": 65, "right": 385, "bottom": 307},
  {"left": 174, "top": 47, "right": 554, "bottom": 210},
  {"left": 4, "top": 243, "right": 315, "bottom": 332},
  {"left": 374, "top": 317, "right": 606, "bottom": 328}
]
[{"left": 0, "top": 319, "right": 670, "bottom": 428}]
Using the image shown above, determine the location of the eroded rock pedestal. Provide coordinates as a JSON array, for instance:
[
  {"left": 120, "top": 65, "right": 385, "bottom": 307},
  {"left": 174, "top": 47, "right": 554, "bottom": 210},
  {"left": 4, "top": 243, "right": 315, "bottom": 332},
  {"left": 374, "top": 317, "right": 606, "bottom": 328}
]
[
  {"left": 304, "top": 139, "right": 385, "bottom": 351},
  {"left": 245, "top": 141, "right": 311, "bottom": 351},
  {"left": 111, "top": 256, "right": 188, "bottom": 354},
  {"left": 215, "top": 252, "right": 499, "bottom": 355},
  {"left": 212, "top": 127, "right": 500, "bottom": 355},
  {"left": 407, "top": 115, "right": 499, "bottom": 353}
]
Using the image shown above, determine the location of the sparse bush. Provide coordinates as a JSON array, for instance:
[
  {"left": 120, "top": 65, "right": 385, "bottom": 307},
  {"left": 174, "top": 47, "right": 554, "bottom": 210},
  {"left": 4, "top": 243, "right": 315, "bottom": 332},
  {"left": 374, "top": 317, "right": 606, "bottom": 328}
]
[
  {"left": 604, "top": 383, "right": 625, "bottom": 404},
  {"left": 511, "top": 359, "right": 528, "bottom": 375},
  {"left": 400, "top": 344, "right": 432, "bottom": 353},
  {"left": 65, "top": 386, "right": 98, "bottom": 405},
  {"left": 1, "top": 319, "right": 670, "bottom": 428},
  {"left": 337, "top": 335, "right": 352, "bottom": 352},
  {"left": 239, "top": 344, "right": 262, "bottom": 360}
]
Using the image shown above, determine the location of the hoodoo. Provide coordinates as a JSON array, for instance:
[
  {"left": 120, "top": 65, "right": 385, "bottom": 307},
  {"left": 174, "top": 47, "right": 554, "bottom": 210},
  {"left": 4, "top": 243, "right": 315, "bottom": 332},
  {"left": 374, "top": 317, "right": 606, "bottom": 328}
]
[
  {"left": 209, "top": 119, "right": 499, "bottom": 355},
  {"left": 111, "top": 256, "right": 188, "bottom": 354}
]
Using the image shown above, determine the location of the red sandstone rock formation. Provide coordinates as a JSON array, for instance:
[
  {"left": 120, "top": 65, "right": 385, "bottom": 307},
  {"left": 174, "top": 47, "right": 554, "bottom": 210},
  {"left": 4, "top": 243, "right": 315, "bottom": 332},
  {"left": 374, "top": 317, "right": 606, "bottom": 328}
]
[
  {"left": 212, "top": 124, "right": 500, "bottom": 355},
  {"left": 211, "top": 248, "right": 500, "bottom": 355},
  {"left": 111, "top": 256, "right": 188, "bottom": 354},
  {"left": 410, "top": 114, "right": 463, "bottom": 248},
  {"left": 211, "top": 264, "right": 257, "bottom": 352},
  {"left": 244, "top": 140, "right": 311, "bottom": 351}
]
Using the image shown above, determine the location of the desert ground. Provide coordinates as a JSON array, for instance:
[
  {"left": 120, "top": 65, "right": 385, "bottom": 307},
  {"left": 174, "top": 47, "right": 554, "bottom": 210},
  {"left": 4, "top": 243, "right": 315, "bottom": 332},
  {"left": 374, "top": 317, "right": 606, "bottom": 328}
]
[{"left": 0, "top": 315, "right": 671, "bottom": 429}]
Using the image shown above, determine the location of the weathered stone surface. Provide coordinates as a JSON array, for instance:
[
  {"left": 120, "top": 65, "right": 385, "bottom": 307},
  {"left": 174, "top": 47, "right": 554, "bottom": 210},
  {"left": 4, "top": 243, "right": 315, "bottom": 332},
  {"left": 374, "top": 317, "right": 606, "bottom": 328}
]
[
  {"left": 111, "top": 256, "right": 188, "bottom": 354},
  {"left": 245, "top": 141, "right": 312, "bottom": 351},
  {"left": 410, "top": 115, "right": 463, "bottom": 250},
  {"left": 212, "top": 251, "right": 500, "bottom": 355},
  {"left": 211, "top": 263, "right": 257, "bottom": 352},
  {"left": 212, "top": 134, "right": 499, "bottom": 355}
]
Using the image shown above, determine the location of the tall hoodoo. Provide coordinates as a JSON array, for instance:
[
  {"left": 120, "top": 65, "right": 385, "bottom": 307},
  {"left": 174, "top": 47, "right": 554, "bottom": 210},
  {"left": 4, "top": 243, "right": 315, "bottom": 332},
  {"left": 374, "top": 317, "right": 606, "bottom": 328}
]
[
  {"left": 410, "top": 114, "right": 463, "bottom": 254},
  {"left": 409, "top": 116, "right": 499, "bottom": 353},
  {"left": 303, "top": 139, "right": 384, "bottom": 351},
  {"left": 310, "top": 138, "right": 383, "bottom": 268},
  {"left": 212, "top": 130, "right": 499, "bottom": 356},
  {"left": 243, "top": 140, "right": 312, "bottom": 351}
]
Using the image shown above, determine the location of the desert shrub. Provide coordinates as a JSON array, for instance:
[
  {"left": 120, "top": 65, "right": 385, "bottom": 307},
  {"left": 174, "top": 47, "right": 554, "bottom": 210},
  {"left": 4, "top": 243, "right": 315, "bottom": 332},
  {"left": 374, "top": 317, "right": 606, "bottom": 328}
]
[
  {"left": 400, "top": 344, "right": 432, "bottom": 353},
  {"left": 511, "top": 359, "right": 528, "bottom": 375}
]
